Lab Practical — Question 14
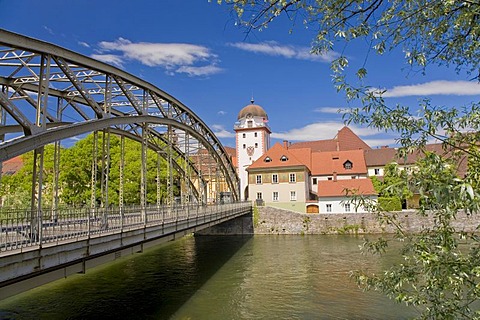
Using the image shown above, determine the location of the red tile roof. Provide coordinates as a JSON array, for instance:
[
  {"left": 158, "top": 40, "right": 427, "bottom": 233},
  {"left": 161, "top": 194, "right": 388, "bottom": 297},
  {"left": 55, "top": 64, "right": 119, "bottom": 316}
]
[
  {"left": 2, "top": 156, "right": 23, "bottom": 175},
  {"left": 223, "top": 146, "right": 237, "bottom": 168},
  {"left": 317, "top": 178, "right": 376, "bottom": 197},
  {"left": 247, "top": 142, "right": 309, "bottom": 171},
  {"left": 289, "top": 126, "right": 371, "bottom": 152},
  {"left": 336, "top": 126, "right": 372, "bottom": 150},
  {"left": 311, "top": 149, "right": 367, "bottom": 175}
]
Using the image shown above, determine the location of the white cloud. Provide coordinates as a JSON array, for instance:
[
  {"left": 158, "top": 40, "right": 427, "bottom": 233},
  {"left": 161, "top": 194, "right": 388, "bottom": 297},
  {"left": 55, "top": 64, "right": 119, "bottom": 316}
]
[
  {"left": 43, "top": 26, "right": 54, "bottom": 35},
  {"left": 272, "top": 121, "right": 391, "bottom": 146},
  {"left": 212, "top": 124, "right": 235, "bottom": 138},
  {"left": 217, "top": 111, "right": 227, "bottom": 116},
  {"left": 228, "top": 41, "right": 338, "bottom": 62},
  {"left": 314, "top": 107, "right": 347, "bottom": 114},
  {"left": 91, "top": 54, "right": 124, "bottom": 67},
  {"left": 176, "top": 65, "right": 223, "bottom": 77},
  {"left": 93, "top": 38, "right": 223, "bottom": 76},
  {"left": 380, "top": 80, "right": 480, "bottom": 97},
  {"left": 361, "top": 138, "right": 398, "bottom": 148},
  {"left": 78, "top": 41, "right": 90, "bottom": 48}
]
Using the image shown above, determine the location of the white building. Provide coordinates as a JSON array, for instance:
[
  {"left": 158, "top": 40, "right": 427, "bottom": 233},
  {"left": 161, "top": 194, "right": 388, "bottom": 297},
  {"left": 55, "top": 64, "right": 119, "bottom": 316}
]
[
  {"left": 234, "top": 100, "right": 271, "bottom": 200},
  {"left": 317, "top": 178, "right": 377, "bottom": 213}
]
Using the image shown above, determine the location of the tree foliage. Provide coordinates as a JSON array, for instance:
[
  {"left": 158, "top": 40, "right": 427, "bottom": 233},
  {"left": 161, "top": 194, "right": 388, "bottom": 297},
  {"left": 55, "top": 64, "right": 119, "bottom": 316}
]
[
  {"left": 0, "top": 133, "right": 176, "bottom": 209},
  {"left": 217, "top": 0, "right": 480, "bottom": 318}
]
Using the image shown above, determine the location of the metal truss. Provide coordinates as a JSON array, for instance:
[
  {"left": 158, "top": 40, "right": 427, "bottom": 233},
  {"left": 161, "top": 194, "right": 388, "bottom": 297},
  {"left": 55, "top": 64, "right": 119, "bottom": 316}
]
[{"left": 0, "top": 29, "right": 239, "bottom": 214}]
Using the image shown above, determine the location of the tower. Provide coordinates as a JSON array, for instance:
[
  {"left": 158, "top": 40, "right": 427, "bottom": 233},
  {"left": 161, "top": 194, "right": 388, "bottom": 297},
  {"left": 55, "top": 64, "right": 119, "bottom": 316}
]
[{"left": 234, "top": 99, "right": 271, "bottom": 200}]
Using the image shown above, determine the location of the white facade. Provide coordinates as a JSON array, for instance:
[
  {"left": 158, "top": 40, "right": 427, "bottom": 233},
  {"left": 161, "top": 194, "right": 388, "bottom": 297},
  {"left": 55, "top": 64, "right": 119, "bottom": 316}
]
[
  {"left": 318, "top": 196, "right": 378, "bottom": 214},
  {"left": 234, "top": 103, "right": 270, "bottom": 200}
]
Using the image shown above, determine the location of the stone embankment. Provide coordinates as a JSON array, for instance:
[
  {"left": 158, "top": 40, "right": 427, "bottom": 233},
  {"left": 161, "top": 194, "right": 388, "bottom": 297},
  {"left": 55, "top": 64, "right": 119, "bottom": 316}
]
[{"left": 254, "top": 206, "right": 479, "bottom": 234}]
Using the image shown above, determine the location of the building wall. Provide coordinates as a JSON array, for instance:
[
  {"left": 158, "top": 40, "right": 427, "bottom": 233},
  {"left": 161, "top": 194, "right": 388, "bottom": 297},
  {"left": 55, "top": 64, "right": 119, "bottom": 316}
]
[
  {"left": 318, "top": 196, "right": 377, "bottom": 214},
  {"left": 236, "top": 125, "right": 270, "bottom": 200},
  {"left": 263, "top": 202, "right": 307, "bottom": 213},
  {"left": 248, "top": 168, "right": 308, "bottom": 204},
  {"left": 367, "top": 167, "right": 384, "bottom": 177}
]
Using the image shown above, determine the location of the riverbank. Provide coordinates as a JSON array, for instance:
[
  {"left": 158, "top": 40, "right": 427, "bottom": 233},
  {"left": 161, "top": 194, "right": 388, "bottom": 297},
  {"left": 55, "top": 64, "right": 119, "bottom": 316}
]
[{"left": 254, "top": 206, "right": 479, "bottom": 234}]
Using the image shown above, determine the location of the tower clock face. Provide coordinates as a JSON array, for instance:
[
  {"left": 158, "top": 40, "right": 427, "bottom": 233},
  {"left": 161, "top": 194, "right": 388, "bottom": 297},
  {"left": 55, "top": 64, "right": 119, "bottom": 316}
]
[{"left": 246, "top": 146, "right": 255, "bottom": 156}]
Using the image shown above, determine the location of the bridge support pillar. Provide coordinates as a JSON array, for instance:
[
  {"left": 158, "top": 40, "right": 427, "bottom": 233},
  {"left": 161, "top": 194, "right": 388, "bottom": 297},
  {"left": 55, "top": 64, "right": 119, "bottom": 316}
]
[{"left": 195, "top": 212, "right": 253, "bottom": 235}]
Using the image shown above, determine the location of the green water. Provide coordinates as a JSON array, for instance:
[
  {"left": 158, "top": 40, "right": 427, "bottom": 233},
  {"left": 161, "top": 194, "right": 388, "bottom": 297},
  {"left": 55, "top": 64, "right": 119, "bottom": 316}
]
[{"left": 0, "top": 235, "right": 417, "bottom": 319}]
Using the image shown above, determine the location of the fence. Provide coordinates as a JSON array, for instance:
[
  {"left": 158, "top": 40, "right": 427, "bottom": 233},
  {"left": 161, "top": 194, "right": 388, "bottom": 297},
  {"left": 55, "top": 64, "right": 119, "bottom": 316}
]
[{"left": 0, "top": 202, "right": 251, "bottom": 252}]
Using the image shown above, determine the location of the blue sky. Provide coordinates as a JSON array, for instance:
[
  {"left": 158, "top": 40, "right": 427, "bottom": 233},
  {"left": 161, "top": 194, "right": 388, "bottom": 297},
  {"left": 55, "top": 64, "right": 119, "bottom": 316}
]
[{"left": 1, "top": 0, "right": 480, "bottom": 149}]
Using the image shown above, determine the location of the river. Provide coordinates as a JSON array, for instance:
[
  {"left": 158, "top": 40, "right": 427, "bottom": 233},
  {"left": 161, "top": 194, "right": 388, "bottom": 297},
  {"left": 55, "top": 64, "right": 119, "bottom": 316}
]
[{"left": 0, "top": 235, "right": 418, "bottom": 319}]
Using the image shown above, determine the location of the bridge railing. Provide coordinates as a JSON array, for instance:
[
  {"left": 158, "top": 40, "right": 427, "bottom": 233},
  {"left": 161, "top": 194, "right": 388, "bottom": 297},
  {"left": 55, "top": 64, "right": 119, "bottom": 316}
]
[{"left": 0, "top": 202, "right": 252, "bottom": 253}]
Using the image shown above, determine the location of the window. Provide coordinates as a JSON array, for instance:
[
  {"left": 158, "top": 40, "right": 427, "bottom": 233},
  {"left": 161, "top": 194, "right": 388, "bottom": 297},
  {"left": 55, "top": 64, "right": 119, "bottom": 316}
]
[
  {"left": 254, "top": 132, "right": 258, "bottom": 137},
  {"left": 256, "top": 192, "right": 262, "bottom": 200},
  {"left": 272, "top": 174, "right": 278, "bottom": 184},
  {"left": 255, "top": 143, "right": 258, "bottom": 148},
  {"left": 243, "top": 144, "right": 246, "bottom": 149},
  {"left": 343, "top": 160, "right": 353, "bottom": 170},
  {"left": 327, "top": 177, "right": 333, "bottom": 181},
  {"left": 242, "top": 133, "right": 246, "bottom": 138},
  {"left": 374, "top": 168, "right": 380, "bottom": 175},
  {"left": 289, "top": 173, "right": 296, "bottom": 183},
  {"left": 264, "top": 156, "right": 272, "bottom": 162},
  {"left": 256, "top": 175, "right": 262, "bottom": 184},
  {"left": 351, "top": 176, "right": 356, "bottom": 179},
  {"left": 273, "top": 192, "right": 279, "bottom": 201},
  {"left": 344, "top": 203, "right": 351, "bottom": 212},
  {"left": 280, "top": 155, "right": 288, "bottom": 162},
  {"left": 247, "top": 121, "right": 253, "bottom": 128},
  {"left": 312, "top": 178, "right": 317, "bottom": 185},
  {"left": 326, "top": 204, "right": 332, "bottom": 212},
  {"left": 290, "top": 191, "right": 297, "bottom": 201}
]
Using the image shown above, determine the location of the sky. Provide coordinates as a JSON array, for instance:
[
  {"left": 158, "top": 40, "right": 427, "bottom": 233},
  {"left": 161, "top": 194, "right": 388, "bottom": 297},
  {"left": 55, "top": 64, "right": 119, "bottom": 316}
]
[{"left": 1, "top": 0, "right": 480, "bottom": 149}]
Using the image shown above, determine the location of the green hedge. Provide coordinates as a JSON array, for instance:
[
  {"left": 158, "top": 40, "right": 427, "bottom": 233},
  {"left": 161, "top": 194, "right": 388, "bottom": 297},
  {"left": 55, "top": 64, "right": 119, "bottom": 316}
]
[{"left": 378, "top": 197, "right": 402, "bottom": 211}]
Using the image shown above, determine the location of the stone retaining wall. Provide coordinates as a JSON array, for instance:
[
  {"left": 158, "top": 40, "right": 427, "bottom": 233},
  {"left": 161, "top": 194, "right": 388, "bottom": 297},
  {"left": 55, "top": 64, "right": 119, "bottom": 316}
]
[{"left": 254, "top": 206, "right": 480, "bottom": 234}]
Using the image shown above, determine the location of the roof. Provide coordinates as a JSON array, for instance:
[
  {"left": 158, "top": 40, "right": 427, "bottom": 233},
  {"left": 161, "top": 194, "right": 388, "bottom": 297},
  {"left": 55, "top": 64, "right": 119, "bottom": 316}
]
[
  {"left": 223, "top": 146, "right": 237, "bottom": 168},
  {"left": 364, "top": 147, "right": 399, "bottom": 167},
  {"left": 364, "top": 143, "right": 458, "bottom": 166},
  {"left": 247, "top": 142, "right": 309, "bottom": 171},
  {"left": 237, "top": 101, "right": 268, "bottom": 120},
  {"left": 2, "top": 156, "right": 23, "bottom": 175},
  {"left": 311, "top": 149, "right": 367, "bottom": 175},
  {"left": 289, "top": 126, "right": 371, "bottom": 152},
  {"left": 335, "top": 126, "right": 372, "bottom": 150},
  {"left": 317, "top": 178, "right": 377, "bottom": 197},
  {"left": 364, "top": 143, "right": 468, "bottom": 178}
]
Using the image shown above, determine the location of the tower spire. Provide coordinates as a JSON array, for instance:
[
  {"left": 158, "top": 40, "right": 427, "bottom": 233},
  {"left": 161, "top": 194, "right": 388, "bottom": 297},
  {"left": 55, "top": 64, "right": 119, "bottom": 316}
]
[{"left": 251, "top": 93, "right": 254, "bottom": 104}]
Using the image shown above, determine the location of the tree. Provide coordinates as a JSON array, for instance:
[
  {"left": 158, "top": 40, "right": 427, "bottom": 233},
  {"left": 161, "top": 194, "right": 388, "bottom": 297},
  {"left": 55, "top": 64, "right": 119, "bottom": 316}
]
[
  {"left": 217, "top": 1, "right": 480, "bottom": 318},
  {"left": 0, "top": 133, "right": 175, "bottom": 209}
]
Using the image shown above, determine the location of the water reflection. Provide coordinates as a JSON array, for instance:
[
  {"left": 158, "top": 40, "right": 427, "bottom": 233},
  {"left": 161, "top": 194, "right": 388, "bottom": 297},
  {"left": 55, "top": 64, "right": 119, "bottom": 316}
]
[{"left": 0, "top": 235, "right": 417, "bottom": 320}]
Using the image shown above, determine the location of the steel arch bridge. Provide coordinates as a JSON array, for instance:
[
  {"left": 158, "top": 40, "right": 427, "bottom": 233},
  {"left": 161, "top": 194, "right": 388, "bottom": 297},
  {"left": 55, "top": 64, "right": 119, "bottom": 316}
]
[{"left": 0, "top": 29, "right": 239, "bottom": 211}]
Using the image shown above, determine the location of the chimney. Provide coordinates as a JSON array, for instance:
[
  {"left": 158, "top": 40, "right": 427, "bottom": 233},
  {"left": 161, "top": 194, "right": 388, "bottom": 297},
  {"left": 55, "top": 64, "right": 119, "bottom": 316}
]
[
  {"left": 283, "top": 140, "right": 289, "bottom": 149},
  {"left": 333, "top": 171, "right": 337, "bottom": 182}
]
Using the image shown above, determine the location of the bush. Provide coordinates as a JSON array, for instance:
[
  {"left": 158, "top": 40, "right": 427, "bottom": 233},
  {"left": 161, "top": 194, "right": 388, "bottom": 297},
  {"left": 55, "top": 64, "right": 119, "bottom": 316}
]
[{"left": 378, "top": 197, "right": 402, "bottom": 211}]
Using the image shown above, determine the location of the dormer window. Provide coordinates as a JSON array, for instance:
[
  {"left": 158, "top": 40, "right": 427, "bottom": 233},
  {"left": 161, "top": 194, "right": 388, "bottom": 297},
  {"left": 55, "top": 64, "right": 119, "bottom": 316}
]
[
  {"left": 280, "top": 155, "right": 288, "bottom": 162},
  {"left": 264, "top": 156, "right": 272, "bottom": 162},
  {"left": 343, "top": 160, "right": 353, "bottom": 170}
]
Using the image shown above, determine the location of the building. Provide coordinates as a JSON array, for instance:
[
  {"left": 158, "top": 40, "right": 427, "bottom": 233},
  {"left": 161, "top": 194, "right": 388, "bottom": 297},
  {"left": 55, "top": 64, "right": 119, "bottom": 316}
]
[
  {"left": 234, "top": 100, "right": 271, "bottom": 200},
  {"left": 247, "top": 142, "right": 311, "bottom": 210},
  {"left": 244, "top": 130, "right": 376, "bottom": 213},
  {"left": 316, "top": 178, "right": 377, "bottom": 214}
]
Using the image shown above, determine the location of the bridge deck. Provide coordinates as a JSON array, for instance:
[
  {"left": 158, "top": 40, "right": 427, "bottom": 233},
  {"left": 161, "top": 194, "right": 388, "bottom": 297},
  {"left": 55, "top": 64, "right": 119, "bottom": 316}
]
[{"left": 0, "top": 202, "right": 252, "bottom": 299}]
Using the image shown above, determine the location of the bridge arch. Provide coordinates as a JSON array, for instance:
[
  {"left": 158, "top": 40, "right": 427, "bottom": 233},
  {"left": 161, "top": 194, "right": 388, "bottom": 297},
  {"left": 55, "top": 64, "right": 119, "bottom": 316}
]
[{"left": 0, "top": 29, "right": 239, "bottom": 208}]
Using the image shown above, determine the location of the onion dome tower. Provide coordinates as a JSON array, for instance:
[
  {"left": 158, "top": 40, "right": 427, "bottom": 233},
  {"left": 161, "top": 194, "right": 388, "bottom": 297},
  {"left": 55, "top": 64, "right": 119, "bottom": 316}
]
[{"left": 234, "top": 99, "right": 271, "bottom": 200}]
